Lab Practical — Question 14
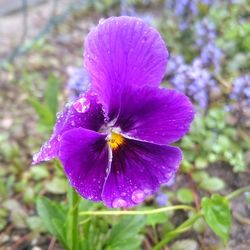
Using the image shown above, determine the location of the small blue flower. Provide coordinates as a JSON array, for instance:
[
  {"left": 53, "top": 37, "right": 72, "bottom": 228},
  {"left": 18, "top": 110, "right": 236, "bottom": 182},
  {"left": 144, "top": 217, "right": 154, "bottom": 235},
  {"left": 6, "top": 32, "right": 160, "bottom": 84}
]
[
  {"left": 66, "top": 67, "right": 90, "bottom": 100},
  {"left": 156, "top": 192, "right": 168, "bottom": 207},
  {"left": 167, "top": 56, "right": 216, "bottom": 109}
]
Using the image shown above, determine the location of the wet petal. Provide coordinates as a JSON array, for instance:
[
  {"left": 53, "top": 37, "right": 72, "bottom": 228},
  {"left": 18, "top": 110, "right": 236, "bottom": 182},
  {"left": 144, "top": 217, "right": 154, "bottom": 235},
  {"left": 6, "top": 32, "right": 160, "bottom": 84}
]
[
  {"left": 84, "top": 16, "right": 168, "bottom": 119},
  {"left": 32, "top": 92, "right": 104, "bottom": 164},
  {"left": 59, "top": 128, "right": 109, "bottom": 201},
  {"left": 102, "top": 139, "right": 182, "bottom": 207},
  {"left": 115, "top": 86, "right": 195, "bottom": 144}
]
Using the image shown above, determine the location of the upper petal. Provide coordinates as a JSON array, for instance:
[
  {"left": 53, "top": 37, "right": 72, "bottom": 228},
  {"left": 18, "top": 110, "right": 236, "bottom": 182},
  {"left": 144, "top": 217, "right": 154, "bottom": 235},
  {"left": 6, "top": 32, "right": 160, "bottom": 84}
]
[
  {"left": 115, "top": 86, "right": 195, "bottom": 144},
  {"left": 84, "top": 16, "right": 168, "bottom": 119},
  {"left": 59, "top": 128, "right": 109, "bottom": 201},
  {"left": 32, "top": 92, "right": 104, "bottom": 164},
  {"left": 102, "top": 138, "right": 182, "bottom": 208}
]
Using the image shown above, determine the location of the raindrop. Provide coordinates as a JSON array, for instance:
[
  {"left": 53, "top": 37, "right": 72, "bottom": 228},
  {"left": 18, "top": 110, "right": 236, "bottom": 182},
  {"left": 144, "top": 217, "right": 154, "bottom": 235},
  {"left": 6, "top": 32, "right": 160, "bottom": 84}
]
[
  {"left": 112, "top": 198, "right": 127, "bottom": 208},
  {"left": 144, "top": 188, "right": 152, "bottom": 195},
  {"left": 73, "top": 97, "right": 90, "bottom": 113},
  {"left": 131, "top": 190, "right": 145, "bottom": 204},
  {"left": 33, "top": 152, "right": 39, "bottom": 162},
  {"left": 99, "top": 18, "right": 105, "bottom": 24},
  {"left": 165, "top": 172, "right": 172, "bottom": 179}
]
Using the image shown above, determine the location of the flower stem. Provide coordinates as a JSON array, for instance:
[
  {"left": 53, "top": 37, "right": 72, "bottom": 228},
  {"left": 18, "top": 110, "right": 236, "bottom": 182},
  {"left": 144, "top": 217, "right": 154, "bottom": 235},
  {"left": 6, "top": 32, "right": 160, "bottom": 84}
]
[
  {"left": 226, "top": 186, "right": 250, "bottom": 200},
  {"left": 68, "top": 188, "right": 79, "bottom": 250},
  {"left": 79, "top": 205, "right": 194, "bottom": 216},
  {"left": 153, "top": 212, "right": 202, "bottom": 250}
]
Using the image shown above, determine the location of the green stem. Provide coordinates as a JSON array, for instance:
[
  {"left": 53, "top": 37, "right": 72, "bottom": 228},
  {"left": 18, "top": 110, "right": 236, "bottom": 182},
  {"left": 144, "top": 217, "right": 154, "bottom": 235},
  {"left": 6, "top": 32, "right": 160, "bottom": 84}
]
[
  {"left": 68, "top": 188, "right": 79, "bottom": 250},
  {"left": 153, "top": 212, "right": 202, "bottom": 250},
  {"left": 79, "top": 205, "right": 194, "bottom": 217},
  {"left": 226, "top": 186, "right": 250, "bottom": 200}
]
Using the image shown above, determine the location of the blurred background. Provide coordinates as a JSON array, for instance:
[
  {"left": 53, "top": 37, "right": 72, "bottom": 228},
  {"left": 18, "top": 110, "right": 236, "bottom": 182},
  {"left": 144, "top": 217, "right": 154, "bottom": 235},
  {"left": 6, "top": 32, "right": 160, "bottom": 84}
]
[{"left": 0, "top": 0, "right": 249, "bottom": 249}]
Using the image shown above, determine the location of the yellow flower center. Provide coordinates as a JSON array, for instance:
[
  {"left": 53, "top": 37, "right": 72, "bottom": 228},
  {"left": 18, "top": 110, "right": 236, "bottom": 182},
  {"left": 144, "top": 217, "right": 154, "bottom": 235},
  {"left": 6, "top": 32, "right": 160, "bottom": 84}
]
[{"left": 108, "top": 132, "right": 124, "bottom": 150}]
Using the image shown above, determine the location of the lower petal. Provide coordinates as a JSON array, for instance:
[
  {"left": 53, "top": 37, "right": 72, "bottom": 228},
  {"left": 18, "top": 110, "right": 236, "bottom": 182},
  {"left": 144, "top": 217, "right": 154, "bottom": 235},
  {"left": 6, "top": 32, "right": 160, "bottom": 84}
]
[
  {"left": 32, "top": 92, "right": 104, "bottom": 164},
  {"left": 59, "top": 128, "right": 109, "bottom": 201},
  {"left": 102, "top": 139, "right": 182, "bottom": 207}
]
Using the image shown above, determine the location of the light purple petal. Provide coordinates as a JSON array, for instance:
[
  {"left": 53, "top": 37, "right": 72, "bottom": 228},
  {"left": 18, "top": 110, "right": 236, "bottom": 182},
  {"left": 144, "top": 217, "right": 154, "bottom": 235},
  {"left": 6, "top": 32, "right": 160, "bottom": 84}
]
[
  {"left": 59, "top": 128, "right": 109, "bottom": 201},
  {"left": 115, "top": 86, "right": 195, "bottom": 144},
  {"left": 102, "top": 139, "right": 182, "bottom": 208},
  {"left": 84, "top": 16, "right": 168, "bottom": 119},
  {"left": 32, "top": 92, "right": 104, "bottom": 164}
]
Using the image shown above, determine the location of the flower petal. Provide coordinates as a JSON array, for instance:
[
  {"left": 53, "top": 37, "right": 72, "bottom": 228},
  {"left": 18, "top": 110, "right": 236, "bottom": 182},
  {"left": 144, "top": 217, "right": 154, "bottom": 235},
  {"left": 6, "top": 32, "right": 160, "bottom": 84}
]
[
  {"left": 102, "top": 139, "right": 182, "bottom": 207},
  {"left": 32, "top": 92, "right": 104, "bottom": 164},
  {"left": 59, "top": 128, "right": 109, "bottom": 201},
  {"left": 115, "top": 86, "right": 195, "bottom": 144},
  {"left": 84, "top": 16, "right": 168, "bottom": 119}
]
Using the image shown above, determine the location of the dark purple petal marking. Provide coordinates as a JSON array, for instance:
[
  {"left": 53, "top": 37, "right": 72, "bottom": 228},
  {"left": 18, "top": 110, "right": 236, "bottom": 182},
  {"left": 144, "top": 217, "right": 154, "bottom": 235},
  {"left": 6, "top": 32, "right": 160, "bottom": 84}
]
[
  {"left": 115, "top": 86, "right": 195, "bottom": 144},
  {"left": 32, "top": 92, "right": 104, "bottom": 164},
  {"left": 102, "top": 138, "right": 182, "bottom": 208},
  {"left": 59, "top": 128, "right": 109, "bottom": 201},
  {"left": 84, "top": 16, "right": 168, "bottom": 119}
]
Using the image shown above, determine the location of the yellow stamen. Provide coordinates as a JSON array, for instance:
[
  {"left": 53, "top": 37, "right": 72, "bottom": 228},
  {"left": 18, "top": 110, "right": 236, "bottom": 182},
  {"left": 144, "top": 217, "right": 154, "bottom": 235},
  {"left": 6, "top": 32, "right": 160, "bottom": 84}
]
[{"left": 108, "top": 132, "right": 124, "bottom": 150}]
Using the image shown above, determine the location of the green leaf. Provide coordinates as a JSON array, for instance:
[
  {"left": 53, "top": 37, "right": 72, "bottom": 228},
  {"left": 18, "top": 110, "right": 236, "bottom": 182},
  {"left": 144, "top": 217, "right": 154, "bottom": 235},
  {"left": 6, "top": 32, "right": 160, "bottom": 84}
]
[
  {"left": 195, "top": 157, "right": 208, "bottom": 169},
  {"left": 45, "top": 74, "right": 60, "bottom": 115},
  {"left": 170, "top": 239, "right": 198, "bottom": 250},
  {"left": 192, "top": 171, "right": 209, "bottom": 183},
  {"left": 45, "top": 177, "right": 68, "bottom": 194},
  {"left": 26, "top": 216, "right": 45, "bottom": 232},
  {"left": 199, "top": 177, "right": 225, "bottom": 192},
  {"left": 36, "top": 197, "right": 67, "bottom": 248},
  {"left": 193, "top": 217, "right": 206, "bottom": 233},
  {"left": 146, "top": 212, "right": 168, "bottom": 226},
  {"left": 28, "top": 97, "right": 55, "bottom": 127},
  {"left": 105, "top": 215, "right": 145, "bottom": 250},
  {"left": 177, "top": 188, "right": 194, "bottom": 204},
  {"left": 30, "top": 166, "right": 49, "bottom": 180},
  {"left": 201, "top": 194, "right": 232, "bottom": 244}
]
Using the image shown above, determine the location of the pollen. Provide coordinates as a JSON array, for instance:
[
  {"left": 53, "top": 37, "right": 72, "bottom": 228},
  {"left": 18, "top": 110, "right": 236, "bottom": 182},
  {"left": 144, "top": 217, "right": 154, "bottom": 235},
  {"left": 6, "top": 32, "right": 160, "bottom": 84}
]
[{"left": 108, "top": 132, "right": 124, "bottom": 150}]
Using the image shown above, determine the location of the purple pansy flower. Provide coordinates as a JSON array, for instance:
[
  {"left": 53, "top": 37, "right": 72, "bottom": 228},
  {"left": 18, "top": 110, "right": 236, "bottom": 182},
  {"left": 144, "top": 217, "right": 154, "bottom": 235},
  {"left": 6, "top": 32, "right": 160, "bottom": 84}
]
[{"left": 33, "top": 16, "right": 195, "bottom": 208}]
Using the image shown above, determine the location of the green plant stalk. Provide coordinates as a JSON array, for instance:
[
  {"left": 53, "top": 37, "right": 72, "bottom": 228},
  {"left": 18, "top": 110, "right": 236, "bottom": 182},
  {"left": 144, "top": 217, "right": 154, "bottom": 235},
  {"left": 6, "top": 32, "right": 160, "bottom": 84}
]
[
  {"left": 153, "top": 212, "right": 202, "bottom": 250},
  {"left": 226, "top": 186, "right": 250, "bottom": 200},
  {"left": 79, "top": 205, "right": 194, "bottom": 217},
  {"left": 68, "top": 188, "right": 79, "bottom": 250}
]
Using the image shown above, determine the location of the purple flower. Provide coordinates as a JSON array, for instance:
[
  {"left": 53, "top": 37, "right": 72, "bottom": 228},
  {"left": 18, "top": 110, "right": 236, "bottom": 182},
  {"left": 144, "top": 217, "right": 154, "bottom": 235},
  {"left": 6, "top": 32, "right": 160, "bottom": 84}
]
[
  {"left": 33, "top": 17, "right": 195, "bottom": 208},
  {"left": 230, "top": 74, "right": 250, "bottom": 105},
  {"left": 195, "top": 18, "right": 223, "bottom": 72},
  {"left": 195, "top": 18, "right": 217, "bottom": 47},
  {"left": 167, "top": 56, "right": 216, "bottom": 109},
  {"left": 200, "top": 42, "right": 223, "bottom": 73}
]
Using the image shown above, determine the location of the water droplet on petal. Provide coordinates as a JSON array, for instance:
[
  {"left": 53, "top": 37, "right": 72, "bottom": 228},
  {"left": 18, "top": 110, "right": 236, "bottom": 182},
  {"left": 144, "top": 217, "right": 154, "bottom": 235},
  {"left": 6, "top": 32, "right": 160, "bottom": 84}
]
[
  {"left": 112, "top": 198, "right": 127, "bottom": 208},
  {"left": 33, "top": 152, "right": 39, "bottom": 162},
  {"left": 131, "top": 190, "right": 145, "bottom": 204},
  {"left": 144, "top": 188, "right": 152, "bottom": 195},
  {"left": 99, "top": 18, "right": 105, "bottom": 24},
  {"left": 165, "top": 172, "right": 173, "bottom": 180},
  {"left": 73, "top": 96, "right": 90, "bottom": 113}
]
